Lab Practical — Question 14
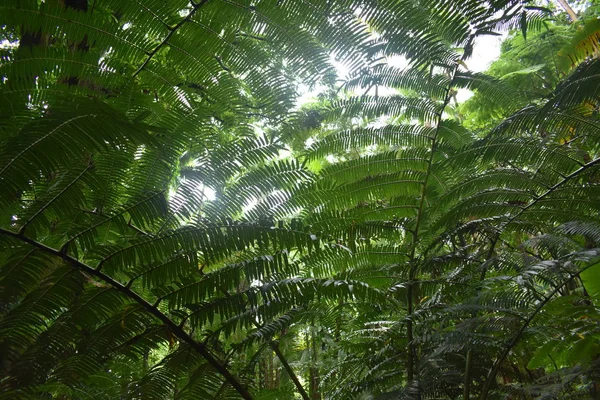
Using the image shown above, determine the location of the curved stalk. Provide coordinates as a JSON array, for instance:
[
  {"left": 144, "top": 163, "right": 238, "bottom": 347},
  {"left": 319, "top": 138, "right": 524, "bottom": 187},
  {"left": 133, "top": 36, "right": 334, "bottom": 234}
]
[
  {"left": 131, "top": 0, "right": 210, "bottom": 79},
  {"left": 19, "top": 165, "right": 92, "bottom": 235},
  {"left": 0, "top": 227, "right": 253, "bottom": 400},
  {"left": 405, "top": 36, "right": 475, "bottom": 386},
  {"left": 62, "top": 189, "right": 166, "bottom": 251},
  {"left": 271, "top": 340, "right": 310, "bottom": 400},
  {"left": 555, "top": 0, "right": 579, "bottom": 22},
  {"left": 502, "top": 157, "right": 600, "bottom": 229},
  {"left": 479, "top": 259, "right": 600, "bottom": 399},
  {"left": 463, "top": 349, "right": 473, "bottom": 400},
  {"left": 250, "top": 318, "right": 309, "bottom": 400}
]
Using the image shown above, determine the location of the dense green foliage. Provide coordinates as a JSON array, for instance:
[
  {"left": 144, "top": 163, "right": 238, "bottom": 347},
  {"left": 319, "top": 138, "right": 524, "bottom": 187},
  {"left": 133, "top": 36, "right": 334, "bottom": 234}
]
[{"left": 1, "top": 0, "right": 600, "bottom": 399}]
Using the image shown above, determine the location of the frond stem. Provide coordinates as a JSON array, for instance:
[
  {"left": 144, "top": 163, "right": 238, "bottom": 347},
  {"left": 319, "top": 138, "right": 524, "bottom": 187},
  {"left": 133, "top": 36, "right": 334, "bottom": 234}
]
[
  {"left": 0, "top": 114, "right": 95, "bottom": 178},
  {"left": 405, "top": 37, "right": 474, "bottom": 386},
  {"left": 19, "top": 165, "right": 92, "bottom": 235},
  {"left": 270, "top": 339, "right": 310, "bottom": 400},
  {"left": 134, "top": 0, "right": 172, "bottom": 29},
  {"left": 503, "top": 156, "right": 600, "bottom": 228},
  {"left": 61, "top": 189, "right": 166, "bottom": 252},
  {"left": 125, "top": 252, "right": 189, "bottom": 288},
  {"left": 249, "top": 314, "right": 308, "bottom": 399},
  {"left": 97, "top": 224, "right": 311, "bottom": 272},
  {"left": 131, "top": 0, "right": 210, "bottom": 79},
  {"left": 0, "top": 227, "right": 253, "bottom": 400}
]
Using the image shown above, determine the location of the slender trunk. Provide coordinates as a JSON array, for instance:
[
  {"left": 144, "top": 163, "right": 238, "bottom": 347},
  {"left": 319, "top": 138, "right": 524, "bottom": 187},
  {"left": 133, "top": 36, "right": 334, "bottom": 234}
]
[
  {"left": 404, "top": 37, "right": 472, "bottom": 390},
  {"left": 406, "top": 280, "right": 415, "bottom": 383},
  {"left": 143, "top": 349, "right": 149, "bottom": 374},
  {"left": 309, "top": 329, "right": 320, "bottom": 400},
  {"left": 554, "top": 0, "right": 578, "bottom": 22},
  {"left": 252, "top": 319, "right": 309, "bottom": 399},
  {"left": 260, "top": 357, "right": 267, "bottom": 389},
  {"left": 463, "top": 350, "right": 473, "bottom": 400},
  {"left": 468, "top": 239, "right": 496, "bottom": 396},
  {"left": 269, "top": 353, "right": 274, "bottom": 389},
  {"left": 271, "top": 341, "right": 310, "bottom": 400}
]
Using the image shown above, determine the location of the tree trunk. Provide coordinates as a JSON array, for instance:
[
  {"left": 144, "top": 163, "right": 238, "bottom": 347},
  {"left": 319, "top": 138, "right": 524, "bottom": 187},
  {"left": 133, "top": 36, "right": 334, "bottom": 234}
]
[
  {"left": 309, "top": 329, "right": 321, "bottom": 400},
  {"left": 555, "top": 0, "right": 578, "bottom": 22},
  {"left": 463, "top": 350, "right": 473, "bottom": 400}
]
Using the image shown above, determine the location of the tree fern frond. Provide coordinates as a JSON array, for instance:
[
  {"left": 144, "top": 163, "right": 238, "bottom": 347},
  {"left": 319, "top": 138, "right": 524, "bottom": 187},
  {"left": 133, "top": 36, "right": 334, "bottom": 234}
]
[
  {"left": 0, "top": 265, "right": 83, "bottom": 352},
  {"left": 94, "top": 223, "right": 316, "bottom": 276},
  {"left": 326, "top": 96, "right": 441, "bottom": 123},
  {"left": 454, "top": 71, "right": 523, "bottom": 112},
  {"left": 1, "top": 0, "right": 597, "bottom": 398},
  {"left": 545, "top": 58, "right": 600, "bottom": 111},
  {"left": 343, "top": 66, "right": 449, "bottom": 99},
  {"left": 305, "top": 126, "right": 433, "bottom": 169},
  {"left": 557, "top": 18, "right": 600, "bottom": 73}
]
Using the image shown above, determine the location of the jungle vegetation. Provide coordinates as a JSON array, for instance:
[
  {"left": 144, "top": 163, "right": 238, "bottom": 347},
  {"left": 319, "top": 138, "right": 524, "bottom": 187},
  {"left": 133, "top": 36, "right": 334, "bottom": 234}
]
[{"left": 1, "top": 0, "right": 600, "bottom": 399}]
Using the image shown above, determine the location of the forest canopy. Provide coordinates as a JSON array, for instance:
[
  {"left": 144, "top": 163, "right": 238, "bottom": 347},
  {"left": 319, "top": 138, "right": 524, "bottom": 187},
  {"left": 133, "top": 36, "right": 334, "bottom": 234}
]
[{"left": 1, "top": 0, "right": 600, "bottom": 399}]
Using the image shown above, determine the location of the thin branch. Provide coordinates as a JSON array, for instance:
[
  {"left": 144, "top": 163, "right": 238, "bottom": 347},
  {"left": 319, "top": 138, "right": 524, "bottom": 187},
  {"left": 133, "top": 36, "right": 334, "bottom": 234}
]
[
  {"left": 502, "top": 156, "right": 600, "bottom": 229},
  {"left": 96, "top": 224, "right": 310, "bottom": 272},
  {"left": 477, "top": 157, "right": 600, "bottom": 303},
  {"left": 215, "top": 55, "right": 231, "bottom": 73},
  {"left": 61, "top": 190, "right": 166, "bottom": 252},
  {"left": 249, "top": 316, "right": 309, "bottom": 400},
  {"left": 0, "top": 227, "right": 253, "bottom": 400},
  {"left": 1, "top": 248, "right": 36, "bottom": 279},
  {"left": 134, "top": 0, "right": 172, "bottom": 29},
  {"left": 125, "top": 252, "right": 188, "bottom": 288},
  {"left": 554, "top": 0, "right": 579, "bottom": 22},
  {"left": 270, "top": 340, "right": 310, "bottom": 400},
  {"left": 0, "top": 115, "right": 94, "bottom": 178},
  {"left": 131, "top": 0, "right": 210, "bottom": 79},
  {"left": 19, "top": 165, "right": 92, "bottom": 235},
  {"left": 74, "top": 208, "right": 153, "bottom": 238},
  {"left": 236, "top": 32, "right": 268, "bottom": 42}
]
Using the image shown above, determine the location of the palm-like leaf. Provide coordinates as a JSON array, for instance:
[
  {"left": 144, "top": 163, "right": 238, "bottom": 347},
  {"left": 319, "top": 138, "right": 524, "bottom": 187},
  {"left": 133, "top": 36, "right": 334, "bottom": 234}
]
[{"left": 2, "top": 1, "right": 599, "bottom": 399}]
